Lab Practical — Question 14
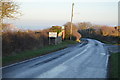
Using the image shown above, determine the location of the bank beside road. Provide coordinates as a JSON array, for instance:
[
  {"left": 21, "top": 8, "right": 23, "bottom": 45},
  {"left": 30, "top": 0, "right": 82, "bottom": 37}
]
[
  {"left": 103, "top": 43, "right": 120, "bottom": 78},
  {"left": 108, "top": 52, "right": 120, "bottom": 78},
  {"left": 3, "top": 40, "right": 78, "bottom": 66}
]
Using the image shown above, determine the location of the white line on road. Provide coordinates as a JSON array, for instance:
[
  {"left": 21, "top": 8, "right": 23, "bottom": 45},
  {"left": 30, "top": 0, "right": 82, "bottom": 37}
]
[
  {"left": 36, "top": 46, "right": 90, "bottom": 78},
  {"left": 100, "top": 53, "right": 106, "bottom": 56},
  {"left": 37, "top": 65, "right": 67, "bottom": 78},
  {"left": 105, "top": 55, "right": 110, "bottom": 67}
]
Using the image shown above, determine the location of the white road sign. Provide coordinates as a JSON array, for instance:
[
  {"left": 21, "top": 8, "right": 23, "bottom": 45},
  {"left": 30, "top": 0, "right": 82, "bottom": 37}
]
[{"left": 49, "top": 32, "right": 57, "bottom": 37}]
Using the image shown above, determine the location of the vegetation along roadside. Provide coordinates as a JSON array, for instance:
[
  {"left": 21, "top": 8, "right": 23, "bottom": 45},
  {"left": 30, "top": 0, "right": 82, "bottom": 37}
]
[
  {"left": 108, "top": 52, "right": 120, "bottom": 78},
  {"left": 3, "top": 40, "right": 78, "bottom": 66}
]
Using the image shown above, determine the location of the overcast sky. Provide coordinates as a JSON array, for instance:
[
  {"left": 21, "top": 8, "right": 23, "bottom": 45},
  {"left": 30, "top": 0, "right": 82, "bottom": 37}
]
[{"left": 5, "top": 0, "right": 119, "bottom": 30}]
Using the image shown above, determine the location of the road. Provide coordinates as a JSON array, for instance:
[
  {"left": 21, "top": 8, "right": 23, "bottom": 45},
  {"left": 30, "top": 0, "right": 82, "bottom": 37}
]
[{"left": 2, "top": 39, "right": 109, "bottom": 78}]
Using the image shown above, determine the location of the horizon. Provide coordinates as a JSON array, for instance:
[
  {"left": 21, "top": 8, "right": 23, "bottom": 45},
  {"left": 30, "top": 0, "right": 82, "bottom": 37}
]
[{"left": 4, "top": 0, "right": 118, "bottom": 30}]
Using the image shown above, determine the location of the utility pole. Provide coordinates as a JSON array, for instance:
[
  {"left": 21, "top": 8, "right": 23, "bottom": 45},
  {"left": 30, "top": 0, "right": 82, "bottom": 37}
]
[{"left": 70, "top": 3, "right": 74, "bottom": 40}]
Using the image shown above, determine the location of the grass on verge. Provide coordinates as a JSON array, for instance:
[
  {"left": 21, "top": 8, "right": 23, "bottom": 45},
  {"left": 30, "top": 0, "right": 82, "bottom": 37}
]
[
  {"left": 109, "top": 52, "right": 120, "bottom": 78},
  {"left": 3, "top": 40, "right": 77, "bottom": 66},
  {"left": 99, "top": 40, "right": 120, "bottom": 45}
]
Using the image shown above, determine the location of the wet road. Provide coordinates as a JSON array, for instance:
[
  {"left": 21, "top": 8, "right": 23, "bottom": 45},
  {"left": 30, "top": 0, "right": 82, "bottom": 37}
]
[{"left": 2, "top": 39, "right": 109, "bottom": 78}]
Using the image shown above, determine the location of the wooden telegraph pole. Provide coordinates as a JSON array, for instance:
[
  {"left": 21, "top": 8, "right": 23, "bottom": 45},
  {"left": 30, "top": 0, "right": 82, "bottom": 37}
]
[{"left": 70, "top": 3, "right": 74, "bottom": 40}]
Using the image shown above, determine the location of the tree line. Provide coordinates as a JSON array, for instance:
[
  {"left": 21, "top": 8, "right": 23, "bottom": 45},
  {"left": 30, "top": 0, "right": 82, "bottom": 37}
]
[{"left": 76, "top": 22, "right": 120, "bottom": 44}]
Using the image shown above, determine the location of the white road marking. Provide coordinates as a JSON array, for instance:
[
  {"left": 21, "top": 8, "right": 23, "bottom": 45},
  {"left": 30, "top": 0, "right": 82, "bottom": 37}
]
[
  {"left": 105, "top": 55, "right": 109, "bottom": 67},
  {"left": 37, "top": 65, "right": 67, "bottom": 78},
  {"left": 61, "top": 46, "right": 90, "bottom": 65},
  {"left": 100, "top": 53, "right": 106, "bottom": 56},
  {"left": 37, "top": 45, "right": 90, "bottom": 78}
]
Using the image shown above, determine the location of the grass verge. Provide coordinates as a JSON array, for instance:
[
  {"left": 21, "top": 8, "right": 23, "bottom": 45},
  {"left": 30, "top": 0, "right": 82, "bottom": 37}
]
[
  {"left": 109, "top": 52, "right": 120, "bottom": 78},
  {"left": 98, "top": 40, "right": 120, "bottom": 45},
  {"left": 3, "top": 40, "right": 77, "bottom": 66}
]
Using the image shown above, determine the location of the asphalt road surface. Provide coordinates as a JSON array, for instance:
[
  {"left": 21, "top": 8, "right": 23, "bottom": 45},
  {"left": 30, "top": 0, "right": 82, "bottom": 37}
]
[{"left": 2, "top": 39, "right": 109, "bottom": 78}]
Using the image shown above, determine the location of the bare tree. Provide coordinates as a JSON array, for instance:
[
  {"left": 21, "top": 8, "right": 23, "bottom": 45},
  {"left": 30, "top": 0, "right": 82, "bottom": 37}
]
[
  {"left": 0, "top": 0, "right": 21, "bottom": 24},
  {"left": 77, "top": 22, "right": 92, "bottom": 30},
  {"left": 64, "top": 22, "right": 81, "bottom": 41},
  {"left": 0, "top": 0, "right": 21, "bottom": 33}
]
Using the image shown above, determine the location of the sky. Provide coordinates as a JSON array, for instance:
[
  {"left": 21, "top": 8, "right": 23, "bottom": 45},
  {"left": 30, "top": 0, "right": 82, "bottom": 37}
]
[{"left": 5, "top": 0, "right": 119, "bottom": 30}]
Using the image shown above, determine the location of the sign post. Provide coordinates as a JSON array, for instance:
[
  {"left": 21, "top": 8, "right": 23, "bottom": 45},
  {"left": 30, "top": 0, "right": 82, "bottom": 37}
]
[{"left": 49, "top": 32, "right": 57, "bottom": 45}]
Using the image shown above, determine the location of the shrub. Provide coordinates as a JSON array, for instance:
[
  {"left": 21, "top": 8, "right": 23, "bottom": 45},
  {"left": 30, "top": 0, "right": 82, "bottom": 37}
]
[{"left": 2, "top": 29, "right": 49, "bottom": 56}]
